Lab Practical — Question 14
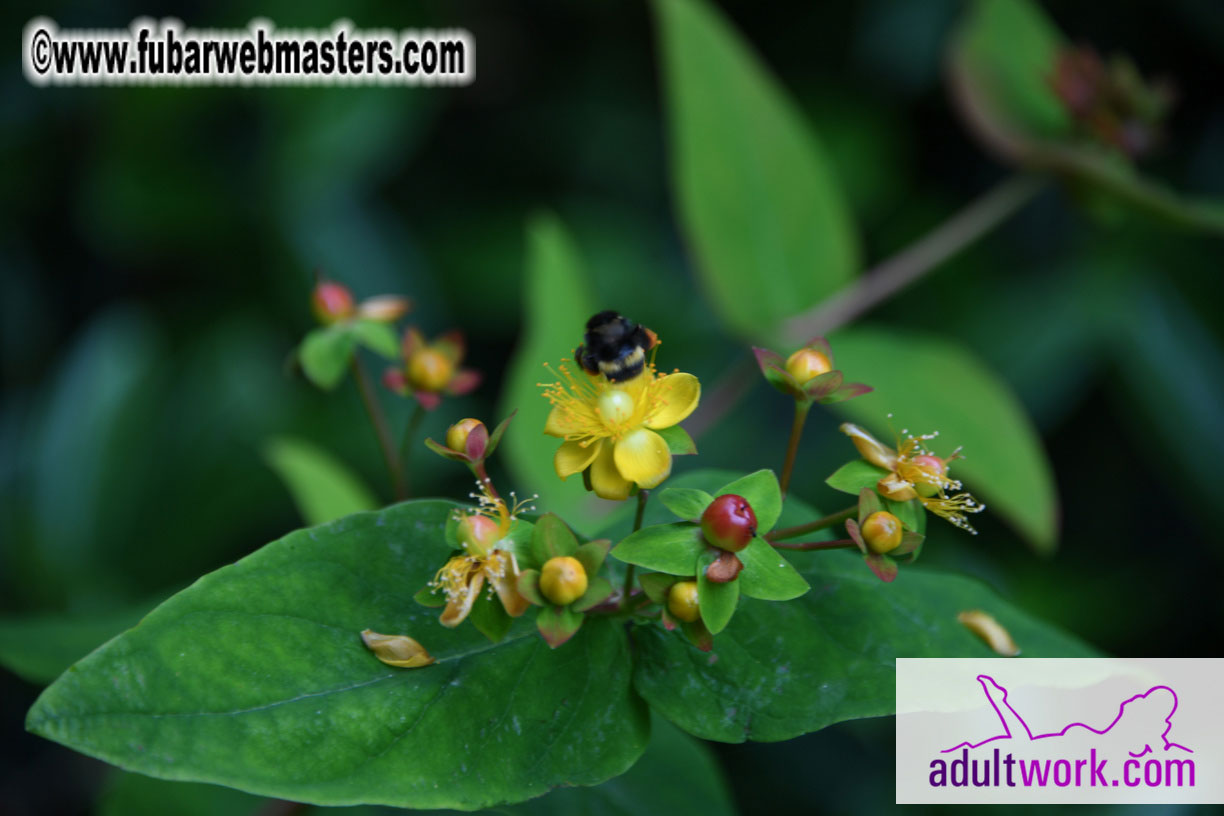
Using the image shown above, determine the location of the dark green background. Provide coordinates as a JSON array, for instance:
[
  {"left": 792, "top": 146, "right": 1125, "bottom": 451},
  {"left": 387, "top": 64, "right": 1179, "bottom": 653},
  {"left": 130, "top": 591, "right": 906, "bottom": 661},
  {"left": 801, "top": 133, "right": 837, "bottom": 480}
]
[{"left": 3, "top": 0, "right": 1222, "bottom": 813}]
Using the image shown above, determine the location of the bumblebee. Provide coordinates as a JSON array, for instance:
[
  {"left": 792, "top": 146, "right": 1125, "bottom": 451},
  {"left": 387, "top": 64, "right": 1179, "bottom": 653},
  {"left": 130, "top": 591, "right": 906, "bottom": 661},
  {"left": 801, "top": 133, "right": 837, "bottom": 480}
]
[{"left": 575, "top": 311, "right": 658, "bottom": 383}]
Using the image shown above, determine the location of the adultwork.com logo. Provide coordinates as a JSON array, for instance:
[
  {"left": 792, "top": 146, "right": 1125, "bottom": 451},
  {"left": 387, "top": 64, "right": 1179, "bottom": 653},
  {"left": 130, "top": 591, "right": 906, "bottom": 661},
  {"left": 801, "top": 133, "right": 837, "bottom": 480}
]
[
  {"left": 930, "top": 674, "right": 1193, "bottom": 789},
  {"left": 896, "top": 659, "right": 1223, "bottom": 804}
]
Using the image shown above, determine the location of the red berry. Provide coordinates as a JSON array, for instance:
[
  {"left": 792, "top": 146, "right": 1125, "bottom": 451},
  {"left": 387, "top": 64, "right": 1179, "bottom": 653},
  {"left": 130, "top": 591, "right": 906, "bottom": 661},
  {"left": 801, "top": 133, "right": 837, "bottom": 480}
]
[{"left": 700, "top": 494, "right": 757, "bottom": 552}]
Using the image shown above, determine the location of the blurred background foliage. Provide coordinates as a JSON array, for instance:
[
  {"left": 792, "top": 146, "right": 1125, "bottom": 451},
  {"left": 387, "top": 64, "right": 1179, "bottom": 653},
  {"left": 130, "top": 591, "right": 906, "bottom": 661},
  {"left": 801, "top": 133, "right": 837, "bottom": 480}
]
[{"left": 2, "top": 0, "right": 1222, "bottom": 813}]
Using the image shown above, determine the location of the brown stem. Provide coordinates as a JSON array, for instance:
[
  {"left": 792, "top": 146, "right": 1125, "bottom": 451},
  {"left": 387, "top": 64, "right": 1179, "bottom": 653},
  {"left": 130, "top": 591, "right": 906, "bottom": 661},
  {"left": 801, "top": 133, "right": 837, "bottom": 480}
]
[
  {"left": 783, "top": 174, "right": 1046, "bottom": 342},
  {"left": 767, "top": 505, "right": 857, "bottom": 541},
  {"left": 351, "top": 357, "right": 405, "bottom": 501},
  {"left": 771, "top": 538, "right": 857, "bottom": 551},
  {"left": 686, "top": 355, "right": 758, "bottom": 441},
  {"left": 687, "top": 175, "right": 1045, "bottom": 440},
  {"left": 473, "top": 460, "right": 500, "bottom": 501},
  {"left": 779, "top": 401, "right": 811, "bottom": 496}
]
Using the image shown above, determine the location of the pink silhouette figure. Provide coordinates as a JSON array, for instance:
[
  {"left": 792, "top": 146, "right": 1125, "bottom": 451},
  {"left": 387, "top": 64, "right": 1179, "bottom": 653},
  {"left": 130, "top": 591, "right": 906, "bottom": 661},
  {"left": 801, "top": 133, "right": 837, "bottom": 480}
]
[{"left": 942, "top": 675, "right": 1192, "bottom": 757}]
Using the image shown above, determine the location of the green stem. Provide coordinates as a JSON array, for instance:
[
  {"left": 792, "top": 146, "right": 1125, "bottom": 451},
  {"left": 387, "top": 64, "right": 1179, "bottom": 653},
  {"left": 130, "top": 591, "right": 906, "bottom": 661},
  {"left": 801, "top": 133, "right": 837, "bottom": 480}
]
[
  {"left": 771, "top": 538, "right": 857, "bottom": 551},
  {"left": 779, "top": 401, "right": 811, "bottom": 496},
  {"left": 398, "top": 402, "right": 426, "bottom": 498},
  {"left": 351, "top": 358, "right": 405, "bottom": 501},
  {"left": 767, "top": 505, "right": 857, "bottom": 542},
  {"left": 620, "top": 489, "right": 650, "bottom": 610}
]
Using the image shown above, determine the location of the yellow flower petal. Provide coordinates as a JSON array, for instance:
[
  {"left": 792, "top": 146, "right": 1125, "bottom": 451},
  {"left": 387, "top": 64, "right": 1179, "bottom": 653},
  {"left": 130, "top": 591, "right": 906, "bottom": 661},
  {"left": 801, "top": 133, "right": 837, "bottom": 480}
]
[
  {"left": 590, "top": 442, "right": 633, "bottom": 501},
  {"left": 487, "top": 551, "right": 529, "bottom": 618},
  {"left": 613, "top": 428, "right": 672, "bottom": 489},
  {"left": 644, "top": 373, "right": 701, "bottom": 430},
  {"left": 554, "top": 438, "right": 602, "bottom": 480},
  {"left": 877, "top": 472, "right": 918, "bottom": 502},
  {"left": 545, "top": 402, "right": 602, "bottom": 438},
  {"left": 360, "top": 629, "right": 436, "bottom": 668},
  {"left": 440, "top": 570, "right": 484, "bottom": 627},
  {"left": 839, "top": 423, "right": 899, "bottom": 470}
]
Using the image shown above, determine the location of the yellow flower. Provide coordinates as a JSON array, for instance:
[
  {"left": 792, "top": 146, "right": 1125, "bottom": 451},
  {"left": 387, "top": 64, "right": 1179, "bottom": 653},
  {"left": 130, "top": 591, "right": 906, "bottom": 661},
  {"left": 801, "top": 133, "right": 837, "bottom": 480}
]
[
  {"left": 542, "top": 361, "right": 700, "bottom": 501},
  {"left": 429, "top": 481, "right": 531, "bottom": 626},
  {"left": 839, "top": 422, "right": 985, "bottom": 534}
]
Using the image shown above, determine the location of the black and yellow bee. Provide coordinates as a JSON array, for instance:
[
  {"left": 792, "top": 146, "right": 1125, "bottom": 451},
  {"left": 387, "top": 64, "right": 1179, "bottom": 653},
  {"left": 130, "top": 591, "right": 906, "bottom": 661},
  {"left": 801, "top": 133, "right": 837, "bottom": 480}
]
[{"left": 575, "top": 311, "right": 658, "bottom": 383}]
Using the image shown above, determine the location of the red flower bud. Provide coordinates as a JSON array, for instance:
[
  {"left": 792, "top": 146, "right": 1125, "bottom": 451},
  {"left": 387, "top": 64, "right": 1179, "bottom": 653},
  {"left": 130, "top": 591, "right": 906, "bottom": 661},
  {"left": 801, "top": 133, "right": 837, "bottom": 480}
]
[
  {"left": 311, "top": 281, "right": 355, "bottom": 324},
  {"left": 700, "top": 494, "right": 757, "bottom": 552}
]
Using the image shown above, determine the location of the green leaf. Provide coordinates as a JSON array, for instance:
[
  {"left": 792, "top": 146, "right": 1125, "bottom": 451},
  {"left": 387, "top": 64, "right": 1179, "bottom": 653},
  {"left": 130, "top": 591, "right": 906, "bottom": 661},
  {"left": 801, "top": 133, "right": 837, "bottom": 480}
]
[
  {"left": 0, "top": 599, "right": 155, "bottom": 686},
  {"left": 94, "top": 713, "right": 737, "bottom": 816},
  {"left": 658, "top": 487, "right": 713, "bottom": 521},
  {"left": 532, "top": 512, "right": 579, "bottom": 564},
  {"left": 467, "top": 593, "right": 513, "bottom": 643},
  {"left": 26, "top": 501, "right": 649, "bottom": 810},
  {"left": 536, "top": 604, "right": 585, "bottom": 649},
  {"left": 715, "top": 469, "right": 782, "bottom": 534},
  {"left": 695, "top": 550, "right": 738, "bottom": 635},
  {"left": 655, "top": 424, "right": 697, "bottom": 456},
  {"left": 298, "top": 324, "right": 358, "bottom": 390},
  {"left": 262, "top": 436, "right": 379, "bottom": 526},
  {"left": 612, "top": 523, "right": 705, "bottom": 576},
  {"left": 825, "top": 459, "right": 890, "bottom": 496},
  {"left": 637, "top": 548, "right": 1094, "bottom": 743},
  {"left": 573, "top": 577, "right": 615, "bottom": 613},
  {"left": 485, "top": 410, "right": 516, "bottom": 458},
  {"left": 736, "top": 537, "right": 808, "bottom": 602},
  {"left": 498, "top": 713, "right": 736, "bottom": 816},
  {"left": 828, "top": 325, "right": 1057, "bottom": 552},
  {"left": 632, "top": 474, "right": 1093, "bottom": 743},
  {"left": 574, "top": 539, "right": 611, "bottom": 577},
  {"left": 884, "top": 496, "right": 926, "bottom": 537},
  {"left": 499, "top": 213, "right": 600, "bottom": 525},
  {"left": 638, "top": 573, "right": 676, "bottom": 606},
  {"left": 653, "top": 0, "right": 858, "bottom": 340},
  {"left": 349, "top": 319, "right": 399, "bottom": 359}
]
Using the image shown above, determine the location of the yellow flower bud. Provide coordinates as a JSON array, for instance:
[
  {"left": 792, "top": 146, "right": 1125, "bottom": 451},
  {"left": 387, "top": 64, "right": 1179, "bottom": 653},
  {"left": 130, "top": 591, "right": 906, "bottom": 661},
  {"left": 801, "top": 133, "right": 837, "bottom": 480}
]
[
  {"left": 667, "top": 580, "right": 700, "bottom": 623},
  {"left": 539, "top": 556, "right": 588, "bottom": 606},
  {"left": 408, "top": 348, "right": 454, "bottom": 392},
  {"left": 446, "top": 418, "right": 485, "bottom": 453},
  {"left": 861, "top": 511, "right": 903, "bottom": 554},
  {"left": 785, "top": 348, "right": 832, "bottom": 384}
]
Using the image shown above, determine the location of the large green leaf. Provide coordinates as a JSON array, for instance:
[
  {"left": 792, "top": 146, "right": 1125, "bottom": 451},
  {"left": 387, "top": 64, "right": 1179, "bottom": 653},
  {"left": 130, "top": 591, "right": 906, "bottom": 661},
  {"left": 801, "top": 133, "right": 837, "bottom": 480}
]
[
  {"left": 501, "top": 713, "right": 736, "bottom": 816},
  {"left": 654, "top": 0, "right": 858, "bottom": 340},
  {"left": 263, "top": 436, "right": 379, "bottom": 526},
  {"left": 629, "top": 472, "right": 1095, "bottom": 744},
  {"left": 828, "top": 325, "right": 1057, "bottom": 552},
  {"left": 95, "top": 713, "right": 735, "bottom": 816},
  {"left": 499, "top": 214, "right": 601, "bottom": 525},
  {"left": 26, "top": 501, "right": 649, "bottom": 810}
]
